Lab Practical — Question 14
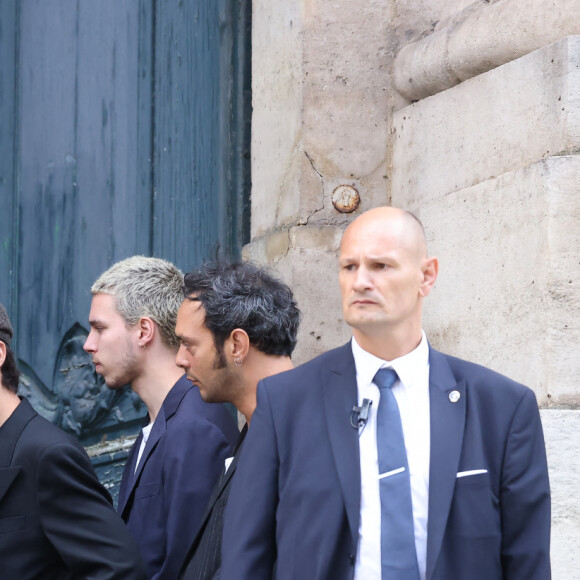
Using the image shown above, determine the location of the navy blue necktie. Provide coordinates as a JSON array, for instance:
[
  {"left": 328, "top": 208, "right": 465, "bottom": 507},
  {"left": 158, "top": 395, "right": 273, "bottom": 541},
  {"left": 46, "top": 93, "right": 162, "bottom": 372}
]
[{"left": 374, "top": 367, "right": 420, "bottom": 580}]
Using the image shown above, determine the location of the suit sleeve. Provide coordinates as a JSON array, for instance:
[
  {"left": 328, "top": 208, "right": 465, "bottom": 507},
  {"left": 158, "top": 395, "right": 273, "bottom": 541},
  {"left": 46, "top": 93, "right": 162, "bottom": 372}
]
[
  {"left": 154, "top": 417, "right": 234, "bottom": 580},
  {"left": 221, "top": 382, "right": 280, "bottom": 579},
  {"left": 37, "top": 442, "right": 146, "bottom": 580},
  {"left": 501, "top": 388, "right": 551, "bottom": 579}
]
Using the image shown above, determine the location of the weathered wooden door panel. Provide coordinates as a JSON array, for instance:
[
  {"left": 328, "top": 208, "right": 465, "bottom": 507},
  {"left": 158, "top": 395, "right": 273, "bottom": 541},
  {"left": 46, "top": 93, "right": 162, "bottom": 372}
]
[
  {"left": 0, "top": 0, "right": 18, "bottom": 315},
  {"left": 152, "top": 0, "right": 250, "bottom": 267},
  {"left": 0, "top": 0, "right": 251, "bottom": 498},
  {"left": 16, "top": 1, "right": 150, "bottom": 385}
]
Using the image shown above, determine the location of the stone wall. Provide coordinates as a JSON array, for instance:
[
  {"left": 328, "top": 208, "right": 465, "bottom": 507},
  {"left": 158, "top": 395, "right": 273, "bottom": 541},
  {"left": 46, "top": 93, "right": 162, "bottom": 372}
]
[
  {"left": 248, "top": 0, "right": 394, "bottom": 363},
  {"left": 393, "top": 37, "right": 580, "bottom": 407},
  {"left": 249, "top": 0, "right": 580, "bottom": 576}
]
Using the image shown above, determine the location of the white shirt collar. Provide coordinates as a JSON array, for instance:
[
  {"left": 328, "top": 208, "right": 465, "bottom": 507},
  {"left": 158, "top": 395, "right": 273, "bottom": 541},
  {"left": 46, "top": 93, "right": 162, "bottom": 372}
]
[{"left": 351, "top": 331, "right": 430, "bottom": 390}]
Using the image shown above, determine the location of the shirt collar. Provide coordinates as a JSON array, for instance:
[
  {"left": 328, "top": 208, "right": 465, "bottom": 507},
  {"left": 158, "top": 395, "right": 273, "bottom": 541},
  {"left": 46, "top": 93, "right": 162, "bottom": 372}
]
[{"left": 351, "top": 331, "right": 429, "bottom": 389}]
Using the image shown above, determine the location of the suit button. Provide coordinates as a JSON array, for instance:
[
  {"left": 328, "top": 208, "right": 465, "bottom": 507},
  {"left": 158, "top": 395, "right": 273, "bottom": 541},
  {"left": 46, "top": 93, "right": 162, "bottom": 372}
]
[{"left": 349, "top": 554, "right": 355, "bottom": 565}]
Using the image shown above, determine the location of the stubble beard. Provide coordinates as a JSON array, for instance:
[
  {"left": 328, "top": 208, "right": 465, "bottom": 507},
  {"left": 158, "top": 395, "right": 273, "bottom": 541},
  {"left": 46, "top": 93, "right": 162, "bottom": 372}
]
[
  {"left": 200, "top": 350, "right": 235, "bottom": 404},
  {"left": 104, "top": 337, "right": 139, "bottom": 390}
]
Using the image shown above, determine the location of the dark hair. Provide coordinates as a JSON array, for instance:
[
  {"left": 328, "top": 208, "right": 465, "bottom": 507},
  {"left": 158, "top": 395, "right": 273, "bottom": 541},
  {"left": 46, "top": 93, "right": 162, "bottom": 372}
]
[
  {"left": 1, "top": 342, "right": 20, "bottom": 394},
  {"left": 183, "top": 262, "right": 301, "bottom": 358}
]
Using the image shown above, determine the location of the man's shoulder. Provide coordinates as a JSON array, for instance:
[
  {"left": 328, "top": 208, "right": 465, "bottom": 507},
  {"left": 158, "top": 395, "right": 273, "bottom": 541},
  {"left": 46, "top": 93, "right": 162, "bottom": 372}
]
[
  {"left": 16, "top": 406, "right": 83, "bottom": 457},
  {"left": 14, "top": 412, "right": 98, "bottom": 490},
  {"left": 162, "top": 375, "right": 213, "bottom": 421},
  {"left": 260, "top": 343, "right": 353, "bottom": 393},
  {"left": 275, "top": 341, "right": 350, "bottom": 373},
  {"left": 176, "top": 381, "right": 236, "bottom": 423},
  {"left": 433, "top": 348, "right": 535, "bottom": 400},
  {"left": 163, "top": 377, "right": 238, "bottom": 445}
]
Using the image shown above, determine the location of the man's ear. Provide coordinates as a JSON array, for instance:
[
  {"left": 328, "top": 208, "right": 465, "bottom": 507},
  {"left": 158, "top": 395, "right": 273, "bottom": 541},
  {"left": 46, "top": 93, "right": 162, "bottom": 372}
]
[
  {"left": 419, "top": 256, "right": 439, "bottom": 297},
  {"left": 137, "top": 317, "right": 156, "bottom": 346},
  {"left": 0, "top": 341, "right": 6, "bottom": 367},
  {"left": 226, "top": 328, "right": 250, "bottom": 364}
]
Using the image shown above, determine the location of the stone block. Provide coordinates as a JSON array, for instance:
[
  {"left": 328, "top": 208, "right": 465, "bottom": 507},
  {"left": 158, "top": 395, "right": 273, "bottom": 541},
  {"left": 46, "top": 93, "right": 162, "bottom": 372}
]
[
  {"left": 416, "top": 156, "right": 580, "bottom": 406},
  {"left": 289, "top": 223, "right": 343, "bottom": 251},
  {"left": 244, "top": 224, "right": 350, "bottom": 365},
  {"left": 392, "top": 36, "right": 580, "bottom": 207},
  {"left": 252, "top": 0, "right": 391, "bottom": 236},
  {"left": 251, "top": 0, "right": 304, "bottom": 238},
  {"left": 541, "top": 409, "right": 580, "bottom": 579},
  {"left": 242, "top": 230, "right": 290, "bottom": 265},
  {"left": 394, "top": 0, "right": 580, "bottom": 101}
]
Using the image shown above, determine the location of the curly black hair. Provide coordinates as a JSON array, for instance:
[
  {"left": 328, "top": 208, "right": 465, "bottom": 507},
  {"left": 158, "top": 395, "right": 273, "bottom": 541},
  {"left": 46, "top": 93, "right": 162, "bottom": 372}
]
[{"left": 183, "top": 262, "right": 301, "bottom": 359}]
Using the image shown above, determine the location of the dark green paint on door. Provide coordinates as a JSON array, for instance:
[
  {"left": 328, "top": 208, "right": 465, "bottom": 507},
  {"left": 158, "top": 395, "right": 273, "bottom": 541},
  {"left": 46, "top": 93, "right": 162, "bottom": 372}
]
[{"left": 0, "top": 0, "right": 251, "bottom": 497}]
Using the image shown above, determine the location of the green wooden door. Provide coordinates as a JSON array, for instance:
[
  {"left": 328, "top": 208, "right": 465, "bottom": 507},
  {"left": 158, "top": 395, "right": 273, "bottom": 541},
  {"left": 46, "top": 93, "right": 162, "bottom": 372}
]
[{"left": 0, "top": 0, "right": 250, "bottom": 502}]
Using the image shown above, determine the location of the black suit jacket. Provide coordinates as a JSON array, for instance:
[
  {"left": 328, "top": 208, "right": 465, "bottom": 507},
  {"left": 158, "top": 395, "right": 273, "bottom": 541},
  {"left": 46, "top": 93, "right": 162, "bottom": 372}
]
[
  {"left": 180, "top": 425, "right": 247, "bottom": 580},
  {"left": 0, "top": 397, "right": 146, "bottom": 579},
  {"left": 222, "top": 343, "right": 551, "bottom": 580}
]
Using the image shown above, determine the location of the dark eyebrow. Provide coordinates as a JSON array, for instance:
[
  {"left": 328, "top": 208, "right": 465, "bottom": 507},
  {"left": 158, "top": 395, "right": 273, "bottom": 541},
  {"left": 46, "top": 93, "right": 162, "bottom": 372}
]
[{"left": 185, "top": 296, "right": 201, "bottom": 302}]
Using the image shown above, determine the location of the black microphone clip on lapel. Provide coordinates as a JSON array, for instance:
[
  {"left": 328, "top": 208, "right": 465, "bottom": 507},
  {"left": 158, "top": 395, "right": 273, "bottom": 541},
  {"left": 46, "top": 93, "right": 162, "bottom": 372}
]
[{"left": 350, "top": 398, "right": 372, "bottom": 432}]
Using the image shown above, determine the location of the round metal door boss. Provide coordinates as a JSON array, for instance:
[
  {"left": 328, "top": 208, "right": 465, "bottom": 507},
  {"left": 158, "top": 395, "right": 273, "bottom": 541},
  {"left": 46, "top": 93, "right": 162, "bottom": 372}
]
[{"left": 332, "top": 185, "right": 360, "bottom": 213}]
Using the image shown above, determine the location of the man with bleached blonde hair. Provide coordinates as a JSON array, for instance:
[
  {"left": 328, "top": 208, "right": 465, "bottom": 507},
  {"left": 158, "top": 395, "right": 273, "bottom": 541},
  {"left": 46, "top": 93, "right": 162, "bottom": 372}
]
[{"left": 84, "top": 256, "right": 238, "bottom": 580}]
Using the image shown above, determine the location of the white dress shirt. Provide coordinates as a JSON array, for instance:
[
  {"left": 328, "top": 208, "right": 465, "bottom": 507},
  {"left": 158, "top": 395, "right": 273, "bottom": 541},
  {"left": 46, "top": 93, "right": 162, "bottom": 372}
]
[
  {"left": 134, "top": 421, "right": 154, "bottom": 474},
  {"left": 353, "top": 332, "right": 431, "bottom": 580}
]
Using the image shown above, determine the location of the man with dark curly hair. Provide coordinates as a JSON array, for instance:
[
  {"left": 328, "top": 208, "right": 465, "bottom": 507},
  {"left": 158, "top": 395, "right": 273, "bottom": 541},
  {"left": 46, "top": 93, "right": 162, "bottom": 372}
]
[{"left": 176, "top": 262, "right": 301, "bottom": 580}]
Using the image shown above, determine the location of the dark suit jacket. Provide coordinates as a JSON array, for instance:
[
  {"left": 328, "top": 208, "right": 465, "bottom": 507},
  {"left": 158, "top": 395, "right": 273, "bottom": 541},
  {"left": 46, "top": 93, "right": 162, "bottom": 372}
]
[
  {"left": 221, "top": 343, "right": 551, "bottom": 580},
  {"left": 0, "top": 397, "right": 146, "bottom": 580},
  {"left": 180, "top": 425, "right": 247, "bottom": 580},
  {"left": 117, "top": 375, "right": 239, "bottom": 580}
]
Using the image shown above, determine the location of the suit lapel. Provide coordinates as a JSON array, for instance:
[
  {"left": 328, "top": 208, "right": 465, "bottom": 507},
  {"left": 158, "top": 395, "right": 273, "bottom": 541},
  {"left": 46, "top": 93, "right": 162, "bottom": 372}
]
[
  {"left": 0, "top": 397, "right": 37, "bottom": 468},
  {"left": 321, "top": 343, "right": 360, "bottom": 546},
  {"left": 135, "top": 411, "right": 166, "bottom": 483},
  {"left": 119, "top": 410, "right": 167, "bottom": 519},
  {"left": 202, "top": 425, "right": 246, "bottom": 522},
  {"left": 118, "top": 376, "right": 192, "bottom": 517},
  {"left": 0, "top": 467, "right": 21, "bottom": 502},
  {"left": 213, "top": 425, "right": 247, "bottom": 499},
  {"left": 117, "top": 430, "right": 143, "bottom": 514},
  {"left": 0, "top": 399, "right": 38, "bottom": 505},
  {"left": 426, "top": 348, "right": 466, "bottom": 580},
  {"left": 185, "top": 425, "right": 248, "bottom": 562}
]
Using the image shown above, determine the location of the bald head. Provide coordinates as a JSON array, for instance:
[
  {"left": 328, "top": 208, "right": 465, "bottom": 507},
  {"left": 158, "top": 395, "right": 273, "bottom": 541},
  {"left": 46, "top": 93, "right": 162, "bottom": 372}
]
[
  {"left": 341, "top": 207, "right": 428, "bottom": 263},
  {"left": 338, "top": 206, "right": 438, "bottom": 359}
]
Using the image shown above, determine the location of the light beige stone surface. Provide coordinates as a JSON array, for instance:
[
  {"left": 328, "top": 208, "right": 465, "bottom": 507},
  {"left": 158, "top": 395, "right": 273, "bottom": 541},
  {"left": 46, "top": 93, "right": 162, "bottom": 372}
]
[
  {"left": 244, "top": 224, "right": 350, "bottom": 365},
  {"left": 392, "top": 37, "right": 580, "bottom": 406},
  {"left": 414, "top": 156, "right": 580, "bottom": 406},
  {"left": 390, "top": 0, "right": 483, "bottom": 109},
  {"left": 252, "top": 0, "right": 392, "bottom": 237},
  {"left": 251, "top": 0, "right": 303, "bottom": 237},
  {"left": 392, "top": 36, "right": 580, "bottom": 208},
  {"left": 391, "top": 0, "right": 477, "bottom": 45},
  {"left": 542, "top": 409, "right": 580, "bottom": 579},
  {"left": 250, "top": 2, "right": 579, "bottom": 576},
  {"left": 394, "top": 0, "right": 580, "bottom": 101},
  {"left": 301, "top": 0, "right": 391, "bottom": 183}
]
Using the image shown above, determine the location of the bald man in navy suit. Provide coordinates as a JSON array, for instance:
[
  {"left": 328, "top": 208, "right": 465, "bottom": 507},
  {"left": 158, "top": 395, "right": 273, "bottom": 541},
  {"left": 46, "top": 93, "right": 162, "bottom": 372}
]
[{"left": 222, "top": 207, "right": 550, "bottom": 580}]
